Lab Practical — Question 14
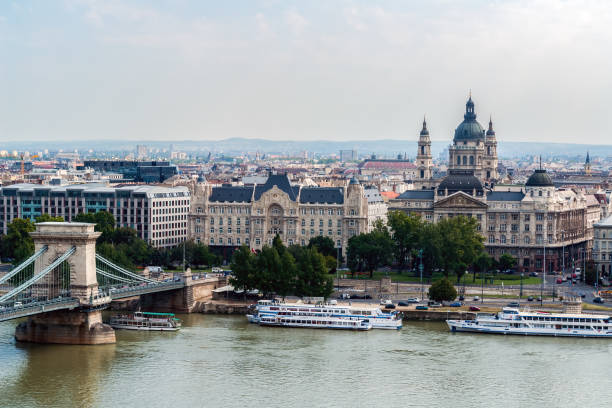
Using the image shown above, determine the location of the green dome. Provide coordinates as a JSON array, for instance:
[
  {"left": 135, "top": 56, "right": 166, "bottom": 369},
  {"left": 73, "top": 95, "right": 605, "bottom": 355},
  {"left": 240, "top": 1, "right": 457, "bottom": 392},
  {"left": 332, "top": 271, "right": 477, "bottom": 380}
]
[
  {"left": 454, "top": 97, "right": 485, "bottom": 142},
  {"left": 526, "top": 169, "right": 553, "bottom": 187}
]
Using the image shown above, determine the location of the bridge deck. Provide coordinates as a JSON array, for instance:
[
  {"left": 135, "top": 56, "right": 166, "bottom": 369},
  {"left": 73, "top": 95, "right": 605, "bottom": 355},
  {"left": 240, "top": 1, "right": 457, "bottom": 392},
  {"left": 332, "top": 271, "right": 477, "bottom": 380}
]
[{"left": 0, "top": 298, "right": 80, "bottom": 322}]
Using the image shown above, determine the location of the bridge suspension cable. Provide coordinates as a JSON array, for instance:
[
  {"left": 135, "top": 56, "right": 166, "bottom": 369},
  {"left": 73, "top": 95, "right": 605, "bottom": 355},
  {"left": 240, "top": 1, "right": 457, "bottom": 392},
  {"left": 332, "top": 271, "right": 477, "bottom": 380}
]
[
  {"left": 0, "top": 246, "right": 48, "bottom": 285},
  {"left": 96, "top": 268, "right": 133, "bottom": 284},
  {"left": 95, "top": 254, "right": 157, "bottom": 283},
  {"left": 0, "top": 246, "right": 76, "bottom": 303}
]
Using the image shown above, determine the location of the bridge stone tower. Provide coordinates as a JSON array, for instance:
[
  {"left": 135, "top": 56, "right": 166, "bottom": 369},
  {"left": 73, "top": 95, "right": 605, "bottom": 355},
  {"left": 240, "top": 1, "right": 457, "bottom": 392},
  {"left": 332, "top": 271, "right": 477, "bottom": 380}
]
[
  {"left": 15, "top": 223, "right": 116, "bottom": 345},
  {"left": 32, "top": 222, "right": 101, "bottom": 300}
]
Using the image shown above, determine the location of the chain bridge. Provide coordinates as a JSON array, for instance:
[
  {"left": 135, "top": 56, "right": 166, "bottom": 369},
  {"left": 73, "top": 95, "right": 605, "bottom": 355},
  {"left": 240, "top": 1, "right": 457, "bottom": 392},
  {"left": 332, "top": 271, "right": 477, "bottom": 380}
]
[{"left": 0, "top": 222, "right": 223, "bottom": 344}]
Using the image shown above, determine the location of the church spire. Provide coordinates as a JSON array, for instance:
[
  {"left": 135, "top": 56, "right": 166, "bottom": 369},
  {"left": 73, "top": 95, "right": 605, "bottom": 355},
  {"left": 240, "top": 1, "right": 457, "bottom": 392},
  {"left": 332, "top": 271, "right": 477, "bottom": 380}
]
[
  {"left": 486, "top": 114, "right": 496, "bottom": 136},
  {"left": 420, "top": 116, "right": 429, "bottom": 136},
  {"left": 586, "top": 151, "right": 590, "bottom": 164}
]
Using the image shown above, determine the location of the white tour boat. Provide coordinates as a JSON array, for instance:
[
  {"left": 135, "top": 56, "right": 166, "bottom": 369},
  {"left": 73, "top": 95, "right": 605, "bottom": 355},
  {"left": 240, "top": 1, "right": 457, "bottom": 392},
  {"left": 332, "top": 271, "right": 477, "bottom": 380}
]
[
  {"left": 447, "top": 307, "right": 612, "bottom": 338},
  {"left": 258, "top": 313, "right": 372, "bottom": 330},
  {"left": 247, "top": 300, "right": 402, "bottom": 330},
  {"left": 109, "top": 311, "right": 182, "bottom": 331}
]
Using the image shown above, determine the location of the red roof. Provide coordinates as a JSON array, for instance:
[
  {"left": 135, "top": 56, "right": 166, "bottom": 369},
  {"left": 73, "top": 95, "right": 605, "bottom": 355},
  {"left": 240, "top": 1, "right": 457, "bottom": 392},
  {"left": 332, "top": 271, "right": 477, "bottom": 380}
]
[{"left": 380, "top": 191, "right": 400, "bottom": 200}]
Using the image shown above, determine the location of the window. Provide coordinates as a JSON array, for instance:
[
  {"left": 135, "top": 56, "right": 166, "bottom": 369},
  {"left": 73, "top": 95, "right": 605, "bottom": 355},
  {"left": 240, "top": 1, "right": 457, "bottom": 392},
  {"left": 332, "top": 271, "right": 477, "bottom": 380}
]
[
  {"left": 525, "top": 224, "right": 530, "bottom": 232},
  {"left": 210, "top": 237, "right": 214, "bottom": 244},
  {"left": 536, "top": 213, "right": 544, "bottom": 221},
  {"left": 500, "top": 235, "right": 506, "bottom": 244},
  {"left": 227, "top": 237, "right": 232, "bottom": 245},
  {"left": 524, "top": 214, "right": 530, "bottom": 222},
  {"left": 489, "top": 235, "right": 495, "bottom": 243},
  {"left": 210, "top": 227, "right": 215, "bottom": 233},
  {"left": 524, "top": 236, "right": 530, "bottom": 244},
  {"left": 237, "top": 238, "right": 241, "bottom": 245},
  {"left": 255, "top": 238, "right": 260, "bottom": 245}
]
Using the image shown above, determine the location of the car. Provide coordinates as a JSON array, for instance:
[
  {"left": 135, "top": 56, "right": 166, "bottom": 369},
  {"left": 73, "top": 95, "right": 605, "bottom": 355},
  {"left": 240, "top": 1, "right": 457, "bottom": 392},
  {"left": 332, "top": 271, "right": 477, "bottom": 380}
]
[
  {"left": 536, "top": 297, "right": 542, "bottom": 302},
  {"left": 593, "top": 297, "right": 604, "bottom": 304},
  {"left": 429, "top": 302, "right": 442, "bottom": 308},
  {"left": 529, "top": 272, "right": 539, "bottom": 277},
  {"left": 384, "top": 303, "right": 396, "bottom": 309},
  {"left": 415, "top": 305, "right": 429, "bottom": 310},
  {"left": 469, "top": 306, "right": 481, "bottom": 311},
  {"left": 380, "top": 299, "right": 392, "bottom": 305},
  {"left": 572, "top": 279, "right": 577, "bottom": 284},
  {"left": 458, "top": 295, "right": 465, "bottom": 301},
  {"left": 14, "top": 301, "right": 23, "bottom": 308},
  {"left": 449, "top": 302, "right": 463, "bottom": 307},
  {"left": 572, "top": 273, "right": 577, "bottom": 279},
  {"left": 473, "top": 296, "right": 480, "bottom": 301},
  {"left": 397, "top": 301, "right": 409, "bottom": 307},
  {"left": 527, "top": 296, "right": 534, "bottom": 302},
  {"left": 580, "top": 293, "right": 586, "bottom": 298},
  {"left": 406, "top": 298, "right": 420, "bottom": 304},
  {"left": 507, "top": 302, "right": 520, "bottom": 308},
  {"left": 562, "top": 277, "right": 568, "bottom": 282},
  {"left": 556, "top": 278, "right": 563, "bottom": 284}
]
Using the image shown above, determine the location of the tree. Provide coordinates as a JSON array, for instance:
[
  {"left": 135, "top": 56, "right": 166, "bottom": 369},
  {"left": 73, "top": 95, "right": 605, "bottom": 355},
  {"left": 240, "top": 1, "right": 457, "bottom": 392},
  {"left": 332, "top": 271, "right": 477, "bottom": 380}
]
[
  {"left": 0, "top": 218, "right": 35, "bottom": 263},
  {"left": 419, "top": 222, "right": 442, "bottom": 278},
  {"left": 255, "top": 246, "right": 283, "bottom": 297},
  {"left": 347, "top": 225, "right": 393, "bottom": 277},
  {"left": 428, "top": 278, "right": 458, "bottom": 302},
  {"left": 474, "top": 252, "right": 493, "bottom": 283},
  {"left": 35, "top": 214, "right": 64, "bottom": 222},
  {"left": 387, "top": 211, "right": 423, "bottom": 272},
  {"left": 73, "top": 211, "right": 115, "bottom": 242},
  {"left": 437, "top": 216, "right": 484, "bottom": 283},
  {"left": 290, "top": 246, "right": 334, "bottom": 298},
  {"left": 498, "top": 253, "right": 517, "bottom": 272},
  {"left": 585, "top": 260, "right": 597, "bottom": 286},
  {"left": 307, "top": 236, "right": 336, "bottom": 258},
  {"left": 230, "top": 245, "right": 257, "bottom": 291}
]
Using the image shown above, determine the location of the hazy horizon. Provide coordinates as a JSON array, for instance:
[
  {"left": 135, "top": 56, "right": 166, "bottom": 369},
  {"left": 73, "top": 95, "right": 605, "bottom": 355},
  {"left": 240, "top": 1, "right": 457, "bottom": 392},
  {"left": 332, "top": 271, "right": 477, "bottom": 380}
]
[{"left": 2, "top": 1, "right": 612, "bottom": 143}]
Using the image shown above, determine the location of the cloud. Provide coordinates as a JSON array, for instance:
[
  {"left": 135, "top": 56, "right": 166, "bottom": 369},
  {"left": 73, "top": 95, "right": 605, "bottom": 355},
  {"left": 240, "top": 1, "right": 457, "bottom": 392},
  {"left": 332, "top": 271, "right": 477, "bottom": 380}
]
[{"left": 285, "top": 10, "right": 308, "bottom": 35}]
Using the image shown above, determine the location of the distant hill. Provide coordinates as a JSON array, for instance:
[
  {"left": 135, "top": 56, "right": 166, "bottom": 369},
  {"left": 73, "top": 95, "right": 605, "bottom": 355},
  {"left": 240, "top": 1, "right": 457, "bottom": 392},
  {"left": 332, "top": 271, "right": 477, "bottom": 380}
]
[{"left": 2, "top": 137, "right": 612, "bottom": 159}]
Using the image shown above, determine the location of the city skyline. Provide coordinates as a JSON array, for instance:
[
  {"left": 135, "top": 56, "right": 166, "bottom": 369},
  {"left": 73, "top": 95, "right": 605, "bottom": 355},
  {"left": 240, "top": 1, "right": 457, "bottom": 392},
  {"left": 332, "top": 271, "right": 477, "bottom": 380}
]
[{"left": 2, "top": 1, "right": 612, "bottom": 144}]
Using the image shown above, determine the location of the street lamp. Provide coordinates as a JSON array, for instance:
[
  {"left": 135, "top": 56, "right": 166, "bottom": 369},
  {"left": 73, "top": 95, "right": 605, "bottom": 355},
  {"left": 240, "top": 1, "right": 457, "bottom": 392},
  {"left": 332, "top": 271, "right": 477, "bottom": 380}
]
[
  {"left": 541, "top": 238, "right": 546, "bottom": 307},
  {"left": 520, "top": 272, "right": 524, "bottom": 298},
  {"left": 419, "top": 249, "right": 424, "bottom": 302}
]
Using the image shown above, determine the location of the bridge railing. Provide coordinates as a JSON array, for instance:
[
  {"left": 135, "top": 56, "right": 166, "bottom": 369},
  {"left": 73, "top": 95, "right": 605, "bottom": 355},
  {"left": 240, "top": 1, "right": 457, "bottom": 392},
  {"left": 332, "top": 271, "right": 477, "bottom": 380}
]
[{"left": 0, "top": 297, "right": 80, "bottom": 322}]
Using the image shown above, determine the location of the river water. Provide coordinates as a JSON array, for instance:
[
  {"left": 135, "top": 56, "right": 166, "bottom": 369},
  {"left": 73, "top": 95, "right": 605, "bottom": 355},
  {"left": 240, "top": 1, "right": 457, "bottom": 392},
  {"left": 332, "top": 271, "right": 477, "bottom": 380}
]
[{"left": 1, "top": 314, "right": 611, "bottom": 408}]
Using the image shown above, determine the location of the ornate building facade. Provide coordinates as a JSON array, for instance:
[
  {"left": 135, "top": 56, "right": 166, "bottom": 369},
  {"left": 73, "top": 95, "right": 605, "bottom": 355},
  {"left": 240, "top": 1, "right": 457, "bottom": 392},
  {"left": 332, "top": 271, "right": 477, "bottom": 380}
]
[
  {"left": 391, "top": 96, "right": 592, "bottom": 273},
  {"left": 187, "top": 174, "right": 373, "bottom": 257}
]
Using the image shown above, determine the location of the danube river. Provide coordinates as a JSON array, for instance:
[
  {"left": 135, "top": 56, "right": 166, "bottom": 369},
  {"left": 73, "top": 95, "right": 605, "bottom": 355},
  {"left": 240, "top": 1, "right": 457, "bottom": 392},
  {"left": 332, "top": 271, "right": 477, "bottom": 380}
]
[{"left": 1, "top": 314, "right": 611, "bottom": 408}]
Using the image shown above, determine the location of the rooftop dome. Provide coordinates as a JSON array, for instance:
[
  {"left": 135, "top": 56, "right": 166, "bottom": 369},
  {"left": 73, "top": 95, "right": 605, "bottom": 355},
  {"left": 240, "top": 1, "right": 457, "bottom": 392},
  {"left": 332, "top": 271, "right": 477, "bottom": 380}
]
[
  {"left": 526, "top": 169, "right": 553, "bottom": 187},
  {"left": 454, "top": 96, "right": 485, "bottom": 142},
  {"left": 438, "top": 170, "right": 483, "bottom": 195}
]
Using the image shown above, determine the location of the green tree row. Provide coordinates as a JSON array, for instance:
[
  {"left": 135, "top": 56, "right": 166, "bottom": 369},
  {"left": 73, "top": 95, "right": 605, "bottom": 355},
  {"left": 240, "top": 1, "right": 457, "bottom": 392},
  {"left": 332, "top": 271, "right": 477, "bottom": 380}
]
[
  {"left": 230, "top": 235, "right": 334, "bottom": 299},
  {"left": 346, "top": 211, "right": 517, "bottom": 283},
  {"left": 0, "top": 212, "right": 220, "bottom": 270}
]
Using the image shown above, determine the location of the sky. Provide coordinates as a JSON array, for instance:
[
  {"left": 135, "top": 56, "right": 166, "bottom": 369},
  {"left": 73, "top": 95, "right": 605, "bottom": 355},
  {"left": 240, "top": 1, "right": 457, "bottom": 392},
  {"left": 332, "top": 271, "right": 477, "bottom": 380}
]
[{"left": 1, "top": 0, "right": 612, "bottom": 144}]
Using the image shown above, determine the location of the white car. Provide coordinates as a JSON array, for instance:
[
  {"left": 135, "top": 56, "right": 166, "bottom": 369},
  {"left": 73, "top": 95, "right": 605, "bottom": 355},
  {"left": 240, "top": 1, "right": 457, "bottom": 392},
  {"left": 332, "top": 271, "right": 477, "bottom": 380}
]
[{"left": 380, "top": 299, "right": 393, "bottom": 305}]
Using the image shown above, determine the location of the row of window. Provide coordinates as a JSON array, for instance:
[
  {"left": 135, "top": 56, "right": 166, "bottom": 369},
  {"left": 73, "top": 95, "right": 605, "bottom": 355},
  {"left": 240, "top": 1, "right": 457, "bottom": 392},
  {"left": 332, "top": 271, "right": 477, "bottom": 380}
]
[{"left": 488, "top": 235, "right": 555, "bottom": 245}]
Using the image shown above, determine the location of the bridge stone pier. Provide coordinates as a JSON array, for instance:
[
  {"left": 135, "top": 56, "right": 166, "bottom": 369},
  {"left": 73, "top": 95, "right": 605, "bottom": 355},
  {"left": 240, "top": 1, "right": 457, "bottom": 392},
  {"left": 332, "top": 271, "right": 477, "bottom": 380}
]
[{"left": 15, "top": 223, "right": 116, "bottom": 345}]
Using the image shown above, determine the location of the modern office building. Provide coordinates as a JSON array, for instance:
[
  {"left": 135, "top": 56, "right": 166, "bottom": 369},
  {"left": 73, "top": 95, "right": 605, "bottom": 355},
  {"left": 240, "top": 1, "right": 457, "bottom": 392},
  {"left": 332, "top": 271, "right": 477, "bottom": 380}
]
[
  {"left": 0, "top": 183, "right": 189, "bottom": 248},
  {"left": 81, "top": 161, "right": 178, "bottom": 183}
]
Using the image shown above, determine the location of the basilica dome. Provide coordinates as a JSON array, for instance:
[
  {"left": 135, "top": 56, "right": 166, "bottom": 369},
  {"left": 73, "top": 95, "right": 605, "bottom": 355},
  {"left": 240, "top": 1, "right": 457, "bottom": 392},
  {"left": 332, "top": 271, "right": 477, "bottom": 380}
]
[{"left": 453, "top": 97, "right": 485, "bottom": 142}]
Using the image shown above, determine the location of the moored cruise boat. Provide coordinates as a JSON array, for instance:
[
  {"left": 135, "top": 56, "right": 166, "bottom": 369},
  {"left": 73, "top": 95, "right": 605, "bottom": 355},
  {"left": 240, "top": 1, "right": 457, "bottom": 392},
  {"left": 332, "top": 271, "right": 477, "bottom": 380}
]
[
  {"left": 247, "top": 300, "right": 402, "bottom": 330},
  {"left": 258, "top": 313, "right": 372, "bottom": 330},
  {"left": 447, "top": 307, "right": 612, "bottom": 338},
  {"left": 109, "top": 311, "right": 182, "bottom": 331}
]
